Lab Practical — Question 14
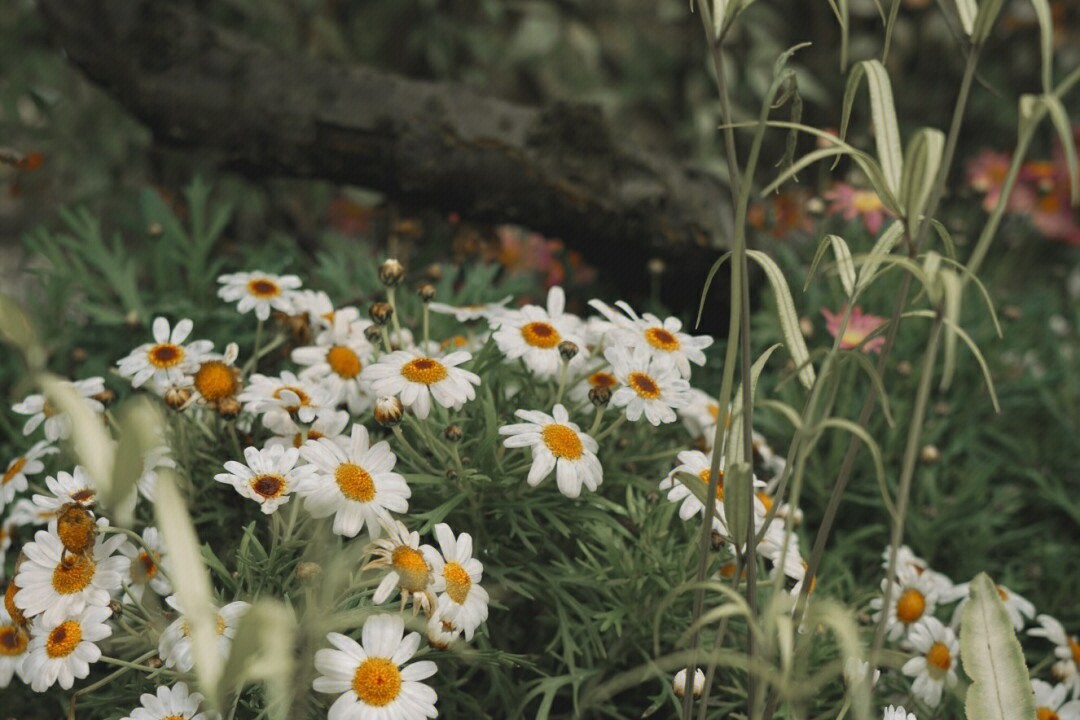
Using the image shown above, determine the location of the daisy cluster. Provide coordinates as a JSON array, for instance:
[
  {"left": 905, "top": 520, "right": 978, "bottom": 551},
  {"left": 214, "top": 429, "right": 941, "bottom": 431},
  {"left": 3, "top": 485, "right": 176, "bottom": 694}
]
[{"left": 866, "top": 544, "right": 1080, "bottom": 716}]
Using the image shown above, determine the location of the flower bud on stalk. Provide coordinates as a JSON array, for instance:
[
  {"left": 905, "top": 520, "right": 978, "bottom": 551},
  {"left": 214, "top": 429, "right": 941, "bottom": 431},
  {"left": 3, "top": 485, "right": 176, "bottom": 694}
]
[
  {"left": 417, "top": 283, "right": 436, "bottom": 303},
  {"left": 444, "top": 424, "right": 463, "bottom": 442},
  {"left": 369, "top": 302, "right": 394, "bottom": 326},
  {"left": 558, "top": 341, "right": 579, "bottom": 363},
  {"left": 374, "top": 397, "right": 404, "bottom": 427},
  {"left": 379, "top": 258, "right": 406, "bottom": 287},
  {"left": 588, "top": 385, "right": 612, "bottom": 408}
]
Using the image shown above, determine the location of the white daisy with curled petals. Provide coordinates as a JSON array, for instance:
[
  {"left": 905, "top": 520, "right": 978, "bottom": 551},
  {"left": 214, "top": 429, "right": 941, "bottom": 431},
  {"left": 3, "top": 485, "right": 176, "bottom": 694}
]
[
  {"left": 2, "top": 440, "right": 57, "bottom": 510},
  {"left": 882, "top": 707, "right": 917, "bottom": 720},
  {"left": 292, "top": 307, "right": 376, "bottom": 414},
  {"left": 296, "top": 424, "right": 410, "bottom": 538},
  {"left": 428, "top": 296, "right": 512, "bottom": 323},
  {"left": 498, "top": 404, "right": 602, "bottom": 498},
  {"left": 363, "top": 350, "right": 480, "bottom": 420},
  {"left": 869, "top": 567, "right": 940, "bottom": 642},
  {"left": 492, "top": 286, "right": 588, "bottom": 378},
  {"left": 214, "top": 445, "right": 314, "bottom": 514},
  {"left": 0, "top": 602, "right": 31, "bottom": 688},
  {"left": 119, "top": 527, "right": 172, "bottom": 603},
  {"left": 120, "top": 681, "right": 214, "bottom": 720},
  {"left": 589, "top": 299, "right": 713, "bottom": 378},
  {"left": 217, "top": 270, "right": 302, "bottom": 321},
  {"left": 901, "top": 617, "right": 959, "bottom": 708},
  {"left": 12, "top": 377, "right": 106, "bottom": 442},
  {"left": 428, "top": 523, "right": 488, "bottom": 641},
  {"left": 1033, "top": 679, "right": 1080, "bottom": 720},
  {"left": 264, "top": 408, "right": 350, "bottom": 451},
  {"left": 366, "top": 520, "right": 440, "bottom": 614},
  {"left": 14, "top": 525, "right": 127, "bottom": 624},
  {"left": 158, "top": 595, "right": 250, "bottom": 672},
  {"left": 605, "top": 346, "right": 689, "bottom": 425},
  {"left": 313, "top": 614, "right": 438, "bottom": 720},
  {"left": 22, "top": 604, "right": 111, "bottom": 691},
  {"left": 239, "top": 371, "right": 332, "bottom": 427},
  {"left": 116, "top": 318, "right": 213, "bottom": 392},
  {"left": 1029, "top": 615, "right": 1080, "bottom": 696}
]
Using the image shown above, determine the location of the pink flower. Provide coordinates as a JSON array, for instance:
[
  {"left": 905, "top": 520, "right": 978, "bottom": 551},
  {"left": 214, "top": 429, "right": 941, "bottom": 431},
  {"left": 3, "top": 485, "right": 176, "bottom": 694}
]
[
  {"left": 821, "top": 305, "right": 886, "bottom": 353},
  {"left": 822, "top": 183, "right": 893, "bottom": 235}
]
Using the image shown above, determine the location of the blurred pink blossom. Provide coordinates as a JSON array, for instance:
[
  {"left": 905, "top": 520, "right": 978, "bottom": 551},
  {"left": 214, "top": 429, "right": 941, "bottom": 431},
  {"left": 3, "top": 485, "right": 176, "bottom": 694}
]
[
  {"left": 821, "top": 305, "right": 886, "bottom": 353},
  {"left": 822, "top": 183, "right": 893, "bottom": 235}
]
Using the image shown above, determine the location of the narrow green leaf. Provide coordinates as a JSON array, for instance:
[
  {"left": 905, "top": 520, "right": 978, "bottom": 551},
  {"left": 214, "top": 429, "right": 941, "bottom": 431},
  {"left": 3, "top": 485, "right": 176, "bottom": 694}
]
[
  {"left": 0, "top": 294, "right": 45, "bottom": 370},
  {"left": 856, "top": 221, "right": 904, "bottom": 291},
  {"left": 108, "top": 397, "right": 165, "bottom": 527},
  {"left": 696, "top": 251, "right": 733, "bottom": 329},
  {"left": 903, "top": 310, "right": 1001, "bottom": 413},
  {"left": 828, "top": 234, "right": 857, "bottom": 297},
  {"left": 723, "top": 462, "right": 754, "bottom": 548},
  {"left": 899, "top": 128, "right": 946, "bottom": 237},
  {"left": 972, "top": 0, "right": 1007, "bottom": 43},
  {"left": 954, "top": 0, "right": 977, "bottom": 35},
  {"left": 1042, "top": 95, "right": 1079, "bottom": 205},
  {"left": 840, "top": 61, "right": 904, "bottom": 197},
  {"left": 728, "top": 344, "right": 782, "bottom": 462},
  {"left": 961, "top": 573, "right": 1037, "bottom": 720},
  {"left": 747, "top": 251, "right": 815, "bottom": 388},
  {"left": 817, "top": 417, "right": 896, "bottom": 521},
  {"left": 39, "top": 374, "right": 114, "bottom": 494},
  {"left": 939, "top": 269, "right": 962, "bottom": 391},
  {"left": 1028, "top": 0, "right": 1054, "bottom": 93},
  {"left": 220, "top": 600, "right": 297, "bottom": 720}
]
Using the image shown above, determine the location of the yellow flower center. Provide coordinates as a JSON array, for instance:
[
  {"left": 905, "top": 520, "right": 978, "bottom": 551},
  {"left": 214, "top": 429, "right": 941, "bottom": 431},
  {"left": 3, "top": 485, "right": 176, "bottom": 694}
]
[
  {"left": 895, "top": 589, "right": 926, "bottom": 625},
  {"left": 352, "top": 657, "right": 402, "bottom": 707},
  {"left": 52, "top": 553, "right": 96, "bottom": 595},
  {"left": 250, "top": 474, "right": 286, "bottom": 499},
  {"left": 441, "top": 335, "right": 469, "bottom": 350},
  {"left": 1037, "top": 708, "right": 1060, "bottom": 720},
  {"left": 2, "top": 457, "right": 27, "bottom": 485},
  {"left": 645, "top": 327, "right": 681, "bottom": 351},
  {"left": 542, "top": 424, "right": 584, "bottom": 460},
  {"left": 148, "top": 343, "right": 185, "bottom": 369},
  {"left": 400, "top": 357, "right": 448, "bottom": 385},
  {"left": 335, "top": 463, "right": 375, "bottom": 502},
  {"left": 588, "top": 372, "right": 617, "bottom": 389},
  {"left": 851, "top": 190, "right": 885, "bottom": 213},
  {"left": 194, "top": 361, "right": 239, "bottom": 401},
  {"left": 247, "top": 278, "right": 281, "bottom": 298},
  {"left": 520, "top": 321, "right": 561, "bottom": 349},
  {"left": 1071, "top": 637, "right": 1080, "bottom": 666},
  {"left": 0, "top": 624, "right": 28, "bottom": 656},
  {"left": 327, "top": 346, "right": 362, "bottom": 378},
  {"left": 756, "top": 491, "right": 773, "bottom": 512},
  {"left": 926, "top": 642, "right": 951, "bottom": 672},
  {"left": 162, "top": 716, "right": 186, "bottom": 720},
  {"left": 628, "top": 371, "right": 660, "bottom": 399},
  {"left": 56, "top": 504, "right": 96, "bottom": 555},
  {"left": 180, "top": 613, "right": 228, "bottom": 638},
  {"left": 696, "top": 468, "right": 724, "bottom": 501},
  {"left": 272, "top": 386, "right": 310, "bottom": 412},
  {"left": 391, "top": 546, "right": 430, "bottom": 592},
  {"left": 46, "top": 621, "right": 82, "bottom": 658},
  {"left": 443, "top": 562, "right": 472, "bottom": 604}
]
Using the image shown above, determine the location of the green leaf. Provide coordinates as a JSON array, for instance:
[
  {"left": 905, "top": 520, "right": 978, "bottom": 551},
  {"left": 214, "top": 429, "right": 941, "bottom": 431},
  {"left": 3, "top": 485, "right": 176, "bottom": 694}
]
[
  {"left": 856, "top": 221, "right": 904, "bottom": 292},
  {"left": 806, "top": 234, "right": 856, "bottom": 297},
  {"left": 972, "top": 0, "right": 1007, "bottom": 44},
  {"left": 723, "top": 461, "right": 754, "bottom": 547},
  {"left": 1042, "top": 95, "right": 1080, "bottom": 205},
  {"left": 899, "top": 128, "right": 945, "bottom": 238},
  {"left": 840, "top": 61, "right": 904, "bottom": 198},
  {"left": 0, "top": 294, "right": 45, "bottom": 370},
  {"left": 107, "top": 397, "right": 165, "bottom": 527},
  {"left": 747, "top": 251, "right": 815, "bottom": 388},
  {"left": 954, "top": 0, "right": 977, "bottom": 35},
  {"left": 939, "top": 269, "right": 962, "bottom": 392},
  {"left": 961, "top": 573, "right": 1037, "bottom": 720},
  {"left": 220, "top": 600, "right": 297, "bottom": 720},
  {"left": 1028, "top": 0, "right": 1054, "bottom": 93},
  {"left": 696, "top": 251, "right": 732, "bottom": 329},
  {"left": 39, "top": 374, "right": 115, "bottom": 495},
  {"left": 727, "top": 344, "right": 782, "bottom": 462}
]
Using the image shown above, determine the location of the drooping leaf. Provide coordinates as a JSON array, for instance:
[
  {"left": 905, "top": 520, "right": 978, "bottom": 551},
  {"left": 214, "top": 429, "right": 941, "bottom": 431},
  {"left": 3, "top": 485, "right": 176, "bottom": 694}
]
[
  {"left": 747, "top": 251, "right": 815, "bottom": 388},
  {"left": 840, "top": 61, "right": 904, "bottom": 198},
  {"left": 899, "top": 128, "right": 946, "bottom": 238}
]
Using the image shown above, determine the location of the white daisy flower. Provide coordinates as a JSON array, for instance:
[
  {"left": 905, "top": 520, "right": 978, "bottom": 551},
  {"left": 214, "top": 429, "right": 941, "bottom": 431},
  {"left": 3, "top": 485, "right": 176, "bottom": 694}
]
[
  {"left": 116, "top": 318, "right": 213, "bottom": 392},
  {"left": 292, "top": 289, "right": 337, "bottom": 331},
  {"left": 679, "top": 388, "right": 722, "bottom": 446},
  {"left": 22, "top": 604, "right": 112, "bottom": 691},
  {"left": 1033, "top": 679, "right": 1080, "bottom": 720},
  {"left": 568, "top": 367, "right": 620, "bottom": 405},
  {"left": 312, "top": 614, "right": 438, "bottom": 719},
  {"left": 217, "top": 270, "right": 302, "bottom": 321},
  {"left": 0, "top": 602, "right": 31, "bottom": 688},
  {"left": 882, "top": 706, "right": 917, "bottom": 720},
  {"left": 238, "top": 371, "right": 332, "bottom": 426},
  {"left": 135, "top": 447, "right": 178, "bottom": 502},
  {"left": 120, "top": 681, "right": 214, "bottom": 720},
  {"left": 366, "top": 520, "right": 440, "bottom": 614},
  {"left": 659, "top": 450, "right": 764, "bottom": 535},
  {"left": 759, "top": 523, "right": 807, "bottom": 583},
  {"left": 426, "top": 615, "right": 461, "bottom": 650},
  {"left": 589, "top": 299, "right": 713, "bottom": 378},
  {"left": 293, "top": 308, "right": 376, "bottom": 414},
  {"left": 946, "top": 581, "right": 1036, "bottom": 632},
  {"left": 119, "top": 527, "right": 172, "bottom": 602},
  {"left": 428, "top": 523, "right": 489, "bottom": 641},
  {"left": 428, "top": 296, "right": 512, "bottom": 323},
  {"left": 498, "top": 404, "right": 603, "bottom": 498},
  {"left": 295, "top": 424, "right": 410, "bottom": 538},
  {"left": 158, "top": 595, "right": 250, "bottom": 672},
  {"left": 901, "top": 617, "right": 959, "bottom": 709},
  {"left": 1029, "top": 615, "right": 1080, "bottom": 696},
  {"left": 7, "top": 497, "right": 51, "bottom": 527},
  {"left": 14, "top": 526, "right": 127, "bottom": 625},
  {"left": 492, "top": 286, "right": 588, "bottom": 378},
  {"left": 2, "top": 440, "right": 57, "bottom": 510},
  {"left": 264, "top": 408, "right": 350, "bottom": 451},
  {"left": 869, "top": 568, "right": 941, "bottom": 642},
  {"left": 673, "top": 667, "right": 705, "bottom": 699},
  {"left": 31, "top": 466, "right": 97, "bottom": 520},
  {"left": 363, "top": 350, "right": 480, "bottom": 420},
  {"left": 214, "top": 445, "right": 314, "bottom": 514},
  {"left": 605, "top": 346, "right": 689, "bottom": 425},
  {"left": 189, "top": 343, "right": 242, "bottom": 410},
  {"left": 882, "top": 545, "right": 954, "bottom": 596},
  {"left": 581, "top": 315, "right": 617, "bottom": 352},
  {"left": 12, "top": 377, "right": 106, "bottom": 441},
  {"left": 0, "top": 517, "right": 15, "bottom": 576}
]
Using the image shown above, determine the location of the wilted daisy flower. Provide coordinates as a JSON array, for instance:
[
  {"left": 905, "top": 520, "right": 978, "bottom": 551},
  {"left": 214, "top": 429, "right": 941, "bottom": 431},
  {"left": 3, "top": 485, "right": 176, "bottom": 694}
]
[
  {"left": 1032, "top": 679, "right": 1080, "bottom": 720},
  {"left": 292, "top": 307, "right": 376, "bottom": 414},
  {"left": 2, "top": 440, "right": 56, "bottom": 510},
  {"left": 589, "top": 299, "right": 713, "bottom": 378},
  {"left": 120, "top": 682, "right": 214, "bottom": 720},
  {"left": 605, "top": 347, "right": 689, "bottom": 425},
  {"left": 882, "top": 706, "right": 917, "bottom": 720},
  {"left": 135, "top": 447, "right": 178, "bottom": 502},
  {"left": 363, "top": 350, "right": 480, "bottom": 420},
  {"left": 673, "top": 667, "right": 705, "bottom": 699},
  {"left": 158, "top": 595, "right": 250, "bottom": 672},
  {"left": 367, "top": 520, "right": 439, "bottom": 614},
  {"left": 31, "top": 466, "right": 97, "bottom": 519},
  {"left": 492, "top": 286, "right": 587, "bottom": 378},
  {"left": 428, "top": 296, "right": 512, "bottom": 323},
  {"left": 869, "top": 568, "right": 940, "bottom": 642},
  {"left": 901, "top": 617, "right": 959, "bottom": 708},
  {"left": 119, "top": 527, "right": 172, "bottom": 602},
  {"left": 1029, "top": 615, "right": 1080, "bottom": 696},
  {"left": 428, "top": 523, "right": 489, "bottom": 641},
  {"left": 295, "top": 424, "right": 410, "bottom": 538},
  {"left": 12, "top": 377, "right": 106, "bottom": 441},
  {"left": 189, "top": 343, "right": 242, "bottom": 411},
  {"left": 23, "top": 604, "right": 111, "bottom": 691},
  {"left": 116, "top": 318, "right": 213, "bottom": 392},
  {"left": 14, "top": 525, "right": 127, "bottom": 625},
  {"left": 239, "top": 371, "right": 332, "bottom": 426},
  {"left": 217, "top": 270, "right": 302, "bottom": 321},
  {"left": 313, "top": 614, "right": 438, "bottom": 719},
  {"left": 0, "top": 602, "right": 30, "bottom": 688},
  {"left": 215, "top": 445, "right": 314, "bottom": 514},
  {"left": 498, "top": 404, "right": 602, "bottom": 498},
  {"left": 264, "top": 408, "right": 350, "bottom": 451}
]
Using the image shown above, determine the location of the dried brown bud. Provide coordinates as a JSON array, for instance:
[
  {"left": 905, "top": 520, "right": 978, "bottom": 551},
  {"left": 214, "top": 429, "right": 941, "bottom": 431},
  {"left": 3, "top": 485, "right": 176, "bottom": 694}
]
[
  {"left": 109, "top": 599, "right": 123, "bottom": 616},
  {"left": 588, "top": 386, "right": 612, "bottom": 408},
  {"left": 71, "top": 347, "right": 88, "bottom": 364},
  {"left": 647, "top": 257, "right": 665, "bottom": 276},
  {"left": 379, "top": 258, "right": 406, "bottom": 287},
  {"left": 1003, "top": 305, "right": 1023, "bottom": 321},
  {"left": 444, "top": 424, "right": 463, "bottom": 442},
  {"left": 217, "top": 397, "right": 242, "bottom": 420},
  {"left": 374, "top": 397, "right": 404, "bottom": 427},
  {"left": 145, "top": 656, "right": 163, "bottom": 669},
  {"left": 147, "top": 222, "right": 164, "bottom": 237},
  {"left": 558, "top": 341, "right": 579, "bottom": 362},
  {"left": 919, "top": 444, "right": 941, "bottom": 464},
  {"left": 369, "top": 302, "right": 394, "bottom": 326},
  {"left": 799, "top": 316, "right": 813, "bottom": 338},
  {"left": 423, "top": 263, "right": 443, "bottom": 282},
  {"left": 92, "top": 389, "right": 116, "bottom": 406},
  {"left": 417, "top": 283, "right": 437, "bottom": 303},
  {"left": 896, "top": 360, "right": 913, "bottom": 376},
  {"left": 364, "top": 324, "right": 384, "bottom": 344},
  {"left": 164, "top": 387, "right": 192, "bottom": 410},
  {"left": 296, "top": 562, "right": 322, "bottom": 582}
]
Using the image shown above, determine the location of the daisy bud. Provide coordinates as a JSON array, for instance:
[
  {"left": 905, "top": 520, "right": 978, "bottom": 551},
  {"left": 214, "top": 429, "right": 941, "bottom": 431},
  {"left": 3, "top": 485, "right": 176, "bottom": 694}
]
[
  {"left": 427, "top": 617, "right": 460, "bottom": 650},
  {"left": 374, "top": 397, "right": 404, "bottom": 427},
  {"left": 446, "top": 469, "right": 458, "bottom": 481},
  {"left": 589, "top": 385, "right": 612, "bottom": 408},
  {"left": 423, "top": 262, "right": 444, "bottom": 282},
  {"left": 444, "top": 424, "right": 463, "bottom": 442},
  {"left": 919, "top": 444, "right": 940, "bottom": 464},
  {"left": 392, "top": 218, "right": 423, "bottom": 241},
  {"left": 673, "top": 667, "right": 705, "bottom": 699},
  {"left": 843, "top": 657, "right": 880, "bottom": 689},
  {"left": 1003, "top": 304, "right": 1022, "bottom": 321},
  {"left": 164, "top": 386, "right": 192, "bottom": 411},
  {"left": 124, "top": 310, "right": 140, "bottom": 330},
  {"left": 369, "top": 302, "right": 394, "bottom": 326},
  {"left": 379, "top": 258, "right": 406, "bottom": 287},
  {"left": 147, "top": 222, "right": 164, "bottom": 237},
  {"left": 145, "top": 656, "right": 163, "bottom": 669},
  {"left": 109, "top": 599, "right": 123, "bottom": 616},
  {"left": 364, "top": 324, "right": 384, "bottom": 345},
  {"left": 91, "top": 388, "right": 116, "bottom": 406},
  {"left": 217, "top": 397, "right": 242, "bottom": 419},
  {"left": 417, "top": 283, "right": 436, "bottom": 303},
  {"left": 647, "top": 257, "right": 666, "bottom": 276},
  {"left": 799, "top": 316, "right": 813, "bottom": 337},
  {"left": 558, "top": 340, "right": 579, "bottom": 362},
  {"left": 296, "top": 561, "right": 322, "bottom": 582},
  {"left": 896, "top": 360, "right": 913, "bottom": 376},
  {"left": 56, "top": 504, "right": 96, "bottom": 555}
]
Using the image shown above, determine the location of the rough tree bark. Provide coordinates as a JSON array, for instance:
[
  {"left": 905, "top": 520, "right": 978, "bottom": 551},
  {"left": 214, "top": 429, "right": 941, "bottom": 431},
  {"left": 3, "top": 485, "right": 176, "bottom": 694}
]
[{"left": 39, "top": 0, "right": 737, "bottom": 321}]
